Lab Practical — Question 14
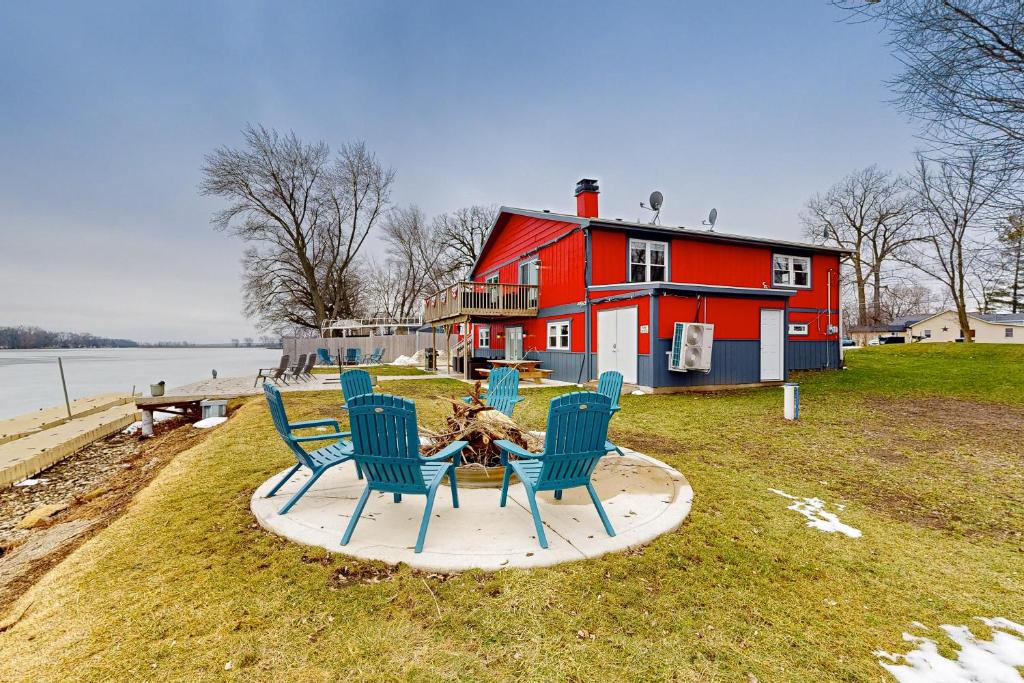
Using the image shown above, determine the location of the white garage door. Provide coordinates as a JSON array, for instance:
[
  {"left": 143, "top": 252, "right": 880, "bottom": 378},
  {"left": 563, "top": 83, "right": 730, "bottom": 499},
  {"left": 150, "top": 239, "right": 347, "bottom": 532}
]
[{"left": 597, "top": 307, "right": 638, "bottom": 384}]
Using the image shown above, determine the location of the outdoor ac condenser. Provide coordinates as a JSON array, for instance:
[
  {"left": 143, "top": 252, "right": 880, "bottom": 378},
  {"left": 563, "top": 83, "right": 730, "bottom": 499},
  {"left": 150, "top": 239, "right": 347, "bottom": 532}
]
[{"left": 669, "top": 322, "right": 715, "bottom": 373}]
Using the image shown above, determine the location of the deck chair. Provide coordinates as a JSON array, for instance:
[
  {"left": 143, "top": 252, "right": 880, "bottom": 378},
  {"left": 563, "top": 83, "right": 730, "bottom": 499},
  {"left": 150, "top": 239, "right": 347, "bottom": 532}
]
[
  {"left": 341, "top": 393, "right": 467, "bottom": 553},
  {"left": 361, "top": 347, "right": 385, "bottom": 364},
  {"left": 316, "top": 348, "right": 335, "bottom": 366},
  {"left": 344, "top": 347, "right": 360, "bottom": 365},
  {"left": 262, "top": 383, "right": 360, "bottom": 515},
  {"left": 254, "top": 354, "right": 290, "bottom": 387},
  {"left": 496, "top": 392, "right": 616, "bottom": 549},
  {"left": 300, "top": 353, "right": 317, "bottom": 380},
  {"left": 339, "top": 369, "right": 373, "bottom": 411},
  {"left": 597, "top": 370, "right": 625, "bottom": 456},
  {"left": 461, "top": 367, "right": 523, "bottom": 417},
  {"left": 287, "top": 354, "right": 308, "bottom": 382}
]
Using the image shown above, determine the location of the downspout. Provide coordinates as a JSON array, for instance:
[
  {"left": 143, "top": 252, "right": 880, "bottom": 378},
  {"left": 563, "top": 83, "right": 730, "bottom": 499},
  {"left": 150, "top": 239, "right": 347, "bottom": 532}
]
[
  {"left": 827, "top": 268, "right": 833, "bottom": 369},
  {"left": 581, "top": 224, "right": 593, "bottom": 384}
]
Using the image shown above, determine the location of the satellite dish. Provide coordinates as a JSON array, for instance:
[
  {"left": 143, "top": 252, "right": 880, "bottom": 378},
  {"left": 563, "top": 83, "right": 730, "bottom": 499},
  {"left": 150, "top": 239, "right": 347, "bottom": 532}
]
[
  {"left": 640, "top": 190, "right": 664, "bottom": 224},
  {"left": 703, "top": 208, "right": 718, "bottom": 231}
]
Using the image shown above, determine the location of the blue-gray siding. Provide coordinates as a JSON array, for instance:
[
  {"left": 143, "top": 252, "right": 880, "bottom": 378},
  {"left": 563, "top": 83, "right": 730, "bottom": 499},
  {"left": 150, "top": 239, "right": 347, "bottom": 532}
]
[{"left": 786, "top": 340, "right": 841, "bottom": 371}]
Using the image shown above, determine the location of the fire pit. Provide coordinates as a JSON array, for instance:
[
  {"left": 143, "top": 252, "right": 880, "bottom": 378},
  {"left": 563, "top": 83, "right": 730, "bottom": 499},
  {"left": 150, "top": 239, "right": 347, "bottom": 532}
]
[{"left": 420, "top": 383, "right": 541, "bottom": 489}]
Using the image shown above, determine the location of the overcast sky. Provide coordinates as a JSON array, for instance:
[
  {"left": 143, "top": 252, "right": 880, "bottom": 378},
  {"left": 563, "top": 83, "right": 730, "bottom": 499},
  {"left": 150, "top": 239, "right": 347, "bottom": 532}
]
[{"left": 0, "top": 1, "right": 915, "bottom": 343}]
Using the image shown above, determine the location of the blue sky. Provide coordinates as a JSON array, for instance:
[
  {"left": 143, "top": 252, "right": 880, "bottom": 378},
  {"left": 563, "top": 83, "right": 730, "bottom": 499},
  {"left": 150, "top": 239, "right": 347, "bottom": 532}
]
[{"left": 0, "top": 1, "right": 915, "bottom": 342}]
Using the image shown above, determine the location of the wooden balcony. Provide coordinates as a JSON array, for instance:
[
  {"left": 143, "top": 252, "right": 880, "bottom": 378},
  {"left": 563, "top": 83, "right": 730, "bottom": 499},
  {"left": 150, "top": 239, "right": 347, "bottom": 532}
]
[{"left": 423, "top": 282, "right": 539, "bottom": 325}]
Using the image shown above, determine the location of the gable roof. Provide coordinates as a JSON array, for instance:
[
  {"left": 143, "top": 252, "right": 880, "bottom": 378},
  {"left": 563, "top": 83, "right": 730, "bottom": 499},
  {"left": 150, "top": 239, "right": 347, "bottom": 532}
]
[{"left": 471, "top": 206, "right": 851, "bottom": 276}]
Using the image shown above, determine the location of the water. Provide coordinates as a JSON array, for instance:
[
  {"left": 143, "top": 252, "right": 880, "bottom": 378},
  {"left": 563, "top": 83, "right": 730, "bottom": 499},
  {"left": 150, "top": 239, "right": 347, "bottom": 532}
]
[{"left": 0, "top": 347, "right": 282, "bottom": 419}]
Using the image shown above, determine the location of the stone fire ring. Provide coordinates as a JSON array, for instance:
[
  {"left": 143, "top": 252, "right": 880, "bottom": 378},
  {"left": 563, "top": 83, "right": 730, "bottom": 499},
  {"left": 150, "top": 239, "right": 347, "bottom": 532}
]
[{"left": 251, "top": 446, "right": 693, "bottom": 572}]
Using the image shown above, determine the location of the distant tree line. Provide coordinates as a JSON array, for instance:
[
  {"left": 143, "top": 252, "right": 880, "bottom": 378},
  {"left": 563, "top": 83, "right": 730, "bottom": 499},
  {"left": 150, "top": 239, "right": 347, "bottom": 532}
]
[{"left": 0, "top": 326, "right": 139, "bottom": 349}]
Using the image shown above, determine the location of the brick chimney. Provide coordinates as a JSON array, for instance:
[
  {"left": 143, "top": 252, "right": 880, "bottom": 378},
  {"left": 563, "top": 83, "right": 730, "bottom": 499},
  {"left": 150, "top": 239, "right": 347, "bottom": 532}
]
[{"left": 575, "top": 178, "right": 599, "bottom": 218}]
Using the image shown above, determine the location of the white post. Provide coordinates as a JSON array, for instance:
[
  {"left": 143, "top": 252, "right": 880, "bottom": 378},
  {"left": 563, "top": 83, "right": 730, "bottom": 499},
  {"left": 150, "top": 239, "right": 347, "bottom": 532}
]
[
  {"left": 142, "top": 410, "right": 155, "bottom": 437},
  {"left": 783, "top": 383, "right": 800, "bottom": 420}
]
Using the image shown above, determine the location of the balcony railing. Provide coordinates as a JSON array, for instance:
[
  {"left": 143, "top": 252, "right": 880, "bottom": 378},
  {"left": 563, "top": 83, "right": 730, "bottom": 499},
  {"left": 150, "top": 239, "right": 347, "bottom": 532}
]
[{"left": 423, "top": 281, "right": 539, "bottom": 324}]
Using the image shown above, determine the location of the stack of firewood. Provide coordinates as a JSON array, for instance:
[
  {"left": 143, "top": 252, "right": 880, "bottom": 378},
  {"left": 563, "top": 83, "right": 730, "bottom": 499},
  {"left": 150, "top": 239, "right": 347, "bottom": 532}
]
[{"left": 420, "top": 382, "right": 540, "bottom": 467}]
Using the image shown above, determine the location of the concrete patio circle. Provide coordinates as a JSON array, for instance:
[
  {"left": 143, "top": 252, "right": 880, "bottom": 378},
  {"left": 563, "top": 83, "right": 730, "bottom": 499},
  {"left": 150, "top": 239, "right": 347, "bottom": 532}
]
[{"left": 251, "top": 447, "right": 693, "bottom": 571}]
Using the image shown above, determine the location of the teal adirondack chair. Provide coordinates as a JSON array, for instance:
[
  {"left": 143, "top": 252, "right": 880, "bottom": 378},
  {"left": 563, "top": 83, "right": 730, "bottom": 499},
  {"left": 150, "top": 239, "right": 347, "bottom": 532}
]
[
  {"left": 316, "top": 348, "right": 335, "bottom": 366},
  {"left": 339, "top": 369, "right": 373, "bottom": 411},
  {"left": 495, "top": 392, "right": 616, "bottom": 549},
  {"left": 344, "top": 348, "right": 360, "bottom": 365},
  {"left": 341, "top": 393, "right": 467, "bottom": 553},
  {"left": 361, "top": 347, "right": 385, "bottom": 364},
  {"left": 597, "top": 370, "right": 625, "bottom": 456},
  {"left": 461, "top": 367, "right": 523, "bottom": 417},
  {"left": 263, "top": 383, "right": 360, "bottom": 515}
]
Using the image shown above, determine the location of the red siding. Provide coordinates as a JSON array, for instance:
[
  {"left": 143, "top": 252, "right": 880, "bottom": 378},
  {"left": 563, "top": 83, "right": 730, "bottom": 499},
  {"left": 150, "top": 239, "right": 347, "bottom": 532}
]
[
  {"left": 788, "top": 253, "right": 840, "bottom": 310},
  {"left": 474, "top": 214, "right": 577, "bottom": 279},
  {"left": 673, "top": 240, "right": 772, "bottom": 288},
  {"left": 657, "top": 295, "right": 785, "bottom": 340},
  {"left": 590, "top": 230, "right": 627, "bottom": 285}
]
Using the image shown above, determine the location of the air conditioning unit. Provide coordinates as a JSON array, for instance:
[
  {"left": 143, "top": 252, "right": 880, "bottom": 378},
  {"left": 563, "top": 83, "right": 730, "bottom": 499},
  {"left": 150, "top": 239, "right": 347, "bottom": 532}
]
[{"left": 669, "top": 322, "right": 714, "bottom": 373}]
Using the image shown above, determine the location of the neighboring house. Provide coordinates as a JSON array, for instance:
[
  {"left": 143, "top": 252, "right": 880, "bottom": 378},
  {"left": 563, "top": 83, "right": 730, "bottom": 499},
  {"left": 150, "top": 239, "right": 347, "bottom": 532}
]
[
  {"left": 909, "top": 311, "right": 1024, "bottom": 343},
  {"left": 423, "top": 179, "right": 846, "bottom": 391},
  {"left": 850, "top": 310, "right": 1024, "bottom": 345}
]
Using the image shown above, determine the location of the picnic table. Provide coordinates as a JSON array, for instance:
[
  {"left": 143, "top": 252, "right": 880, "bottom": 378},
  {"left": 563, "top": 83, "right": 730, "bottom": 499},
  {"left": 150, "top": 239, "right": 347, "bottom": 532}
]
[{"left": 483, "top": 359, "right": 553, "bottom": 384}]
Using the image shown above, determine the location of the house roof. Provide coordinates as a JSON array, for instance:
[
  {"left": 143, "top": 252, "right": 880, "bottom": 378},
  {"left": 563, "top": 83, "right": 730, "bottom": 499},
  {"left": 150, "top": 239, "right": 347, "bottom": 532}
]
[
  {"left": 972, "top": 312, "right": 1024, "bottom": 324},
  {"left": 861, "top": 310, "right": 1024, "bottom": 333},
  {"left": 471, "top": 206, "right": 852, "bottom": 276}
]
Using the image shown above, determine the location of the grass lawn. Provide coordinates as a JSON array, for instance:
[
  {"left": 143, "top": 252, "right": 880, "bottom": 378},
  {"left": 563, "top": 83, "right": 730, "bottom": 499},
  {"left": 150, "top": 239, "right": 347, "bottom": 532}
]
[
  {"left": 1, "top": 344, "right": 1021, "bottom": 681},
  {"left": 311, "top": 365, "right": 429, "bottom": 377}
]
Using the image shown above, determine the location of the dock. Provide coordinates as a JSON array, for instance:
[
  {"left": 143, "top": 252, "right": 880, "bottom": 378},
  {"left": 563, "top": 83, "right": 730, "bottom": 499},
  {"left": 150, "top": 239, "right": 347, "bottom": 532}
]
[
  {"left": 133, "top": 374, "right": 339, "bottom": 436},
  {"left": 0, "top": 396, "right": 139, "bottom": 488}
]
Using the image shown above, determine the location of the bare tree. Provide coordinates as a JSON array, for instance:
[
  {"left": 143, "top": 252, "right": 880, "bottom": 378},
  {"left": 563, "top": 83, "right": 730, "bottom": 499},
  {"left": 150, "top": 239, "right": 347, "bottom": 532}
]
[
  {"left": 985, "top": 212, "right": 1024, "bottom": 312},
  {"left": 432, "top": 205, "right": 498, "bottom": 277},
  {"left": 878, "top": 281, "right": 939, "bottom": 321},
  {"left": 905, "top": 150, "right": 1016, "bottom": 339},
  {"left": 835, "top": 1, "right": 1024, "bottom": 170},
  {"left": 201, "top": 126, "right": 393, "bottom": 332},
  {"left": 802, "top": 166, "right": 919, "bottom": 324}
]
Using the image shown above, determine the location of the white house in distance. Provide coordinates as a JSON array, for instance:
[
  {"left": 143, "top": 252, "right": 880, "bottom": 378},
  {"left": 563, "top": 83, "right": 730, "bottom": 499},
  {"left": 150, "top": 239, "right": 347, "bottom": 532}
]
[{"left": 850, "top": 310, "right": 1024, "bottom": 345}]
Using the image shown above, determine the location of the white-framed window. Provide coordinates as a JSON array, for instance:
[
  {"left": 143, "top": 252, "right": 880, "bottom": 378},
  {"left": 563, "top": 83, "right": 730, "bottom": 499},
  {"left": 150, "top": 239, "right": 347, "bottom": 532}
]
[
  {"left": 788, "top": 323, "right": 809, "bottom": 336},
  {"left": 629, "top": 239, "right": 668, "bottom": 283},
  {"left": 1007, "top": 327, "right": 1015, "bottom": 338},
  {"left": 772, "top": 254, "right": 811, "bottom": 288},
  {"left": 484, "top": 273, "right": 499, "bottom": 305},
  {"left": 923, "top": 329, "right": 932, "bottom": 338},
  {"left": 546, "top": 320, "right": 571, "bottom": 350},
  {"left": 478, "top": 326, "right": 490, "bottom": 348},
  {"left": 519, "top": 259, "right": 539, "bottom": 306}
]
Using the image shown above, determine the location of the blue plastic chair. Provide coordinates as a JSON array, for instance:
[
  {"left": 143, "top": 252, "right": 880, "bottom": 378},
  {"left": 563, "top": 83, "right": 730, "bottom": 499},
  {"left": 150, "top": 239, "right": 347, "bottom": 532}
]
[
  {"left": 341, "top": 393, "right": 467, "bottom": 553},
  {"left": 461, "top": 367, "right": 523, "bottom": 417},
  {"left": 361, "top": 347, "right": 385, "bottom": 364},
  {"left": 339, "top": 368, "right": 374, "bottom": 411},
  {"left": 597, "top": 370, "right": 625, "bottom": 456},
  {"left": 262, "top": 383, "right": 360, "bottom": 515},
  {"left": 316, "top": 348, "right": 334, "bottom": 366},
  {"left": 495, "top": 392, "right": 616, "bottom": 549},
  {"left": 344, "top": 348, "right": 360, "bottom": 365}
]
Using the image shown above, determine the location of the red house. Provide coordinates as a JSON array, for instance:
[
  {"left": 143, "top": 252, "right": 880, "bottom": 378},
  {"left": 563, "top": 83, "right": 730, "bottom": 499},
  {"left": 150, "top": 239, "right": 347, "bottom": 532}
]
[{"left": 424, "top": 179, "right": 846, "bottom": 391}]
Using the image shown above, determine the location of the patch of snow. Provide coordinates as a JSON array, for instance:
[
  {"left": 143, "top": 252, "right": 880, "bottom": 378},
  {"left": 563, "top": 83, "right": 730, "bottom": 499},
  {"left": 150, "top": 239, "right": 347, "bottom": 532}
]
[
  {"left": 769, "top": 489, "right": 862, "bottom": 538},
  {"left": 14, "top": 478, "right": 46, "bottom": 487},
  {"left": 877, "top": 618, "right": 1024, "bottom": 682},
  {"left": 193, "top": 416, "right": 228, "bottom": 429},
  {"left": 391, "top": 354, "right": 417, "bottom": 366},
  {"left": 630, "top": 389, "right": 645, "bottom": 395},
  {"left": 122, "top": 411, "right": 179, "bottom": 434}
]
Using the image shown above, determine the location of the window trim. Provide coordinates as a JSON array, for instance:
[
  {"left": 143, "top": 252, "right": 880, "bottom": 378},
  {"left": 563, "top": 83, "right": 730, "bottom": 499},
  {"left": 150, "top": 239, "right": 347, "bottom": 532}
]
[
  {"left": 628, "top": 238, "right": 669, "bottom": 283},
  {"left": 788, "top": 323, "right": 809, "bottom": 336},
  {"left": 546, "top": 319, "right": 571, "bottom": 351},
  {"left": 1007, "top": 327, "right": 1015, "bottom": 338},
  {"left": 478, "top": 326, "right": 490, "bottom": 348},
  {"left": 923, "top": 329, "right": 932, "bottom": 338},
  {"left": 771, "top": 254, "right": 812, "bottom": 289},
  {"left": 518, "top": 258, "right": 539, "bottom": 285}
]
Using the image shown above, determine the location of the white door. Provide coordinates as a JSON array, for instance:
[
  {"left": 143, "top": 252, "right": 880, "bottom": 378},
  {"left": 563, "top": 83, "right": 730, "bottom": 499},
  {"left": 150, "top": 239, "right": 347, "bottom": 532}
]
[
  {"left": 759, "top": 309, "right": 784, "bottom": 381},
  {"left": 506, "top": 326, "right": 524, "bottom": 361},
  {"left": 597, "top": 307, "right": 638, "bottom": 384}
]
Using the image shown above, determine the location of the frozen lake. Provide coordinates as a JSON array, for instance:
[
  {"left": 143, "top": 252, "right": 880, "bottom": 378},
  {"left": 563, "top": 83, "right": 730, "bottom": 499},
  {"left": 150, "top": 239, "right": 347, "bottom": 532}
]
[{"left": 0, "top": 347, "right": 282, "bottom": 420}]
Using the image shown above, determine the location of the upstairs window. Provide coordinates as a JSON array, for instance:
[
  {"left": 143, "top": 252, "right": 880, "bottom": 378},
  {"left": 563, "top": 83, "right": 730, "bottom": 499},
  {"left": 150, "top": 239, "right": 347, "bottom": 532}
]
[
  {"left": 772, "top": 254, "right": 811, "bottom": 288},
  {"left": 629, "top": 239, "right": 668, "bottom": 282}
]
